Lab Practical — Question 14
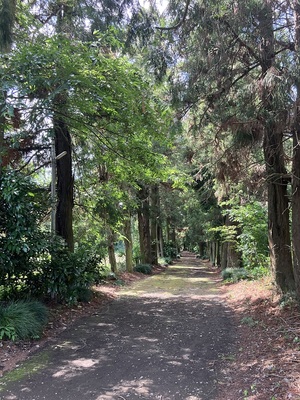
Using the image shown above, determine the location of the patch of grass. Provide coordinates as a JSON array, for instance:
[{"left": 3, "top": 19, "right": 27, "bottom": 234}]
[
  {"left": 26, "top": 300, "right": 49, "bottom": 326},
  {"left": 0, "top": 300, "right": 48, "bottom": 340}
]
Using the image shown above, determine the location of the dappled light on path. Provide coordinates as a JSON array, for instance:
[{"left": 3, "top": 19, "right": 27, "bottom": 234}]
[
  {"left": 120, "top": 262, "right": 223, "bottom": 299},
  {"left": 0, "top": 255, "right": 236, "bottom": 400}
]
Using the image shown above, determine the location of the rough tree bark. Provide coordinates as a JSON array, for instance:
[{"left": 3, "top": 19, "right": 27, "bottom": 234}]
[
  {"left": 107, "top": 227, "right": 117, "bottom": 273},
  {"left": 53, "top": 2, "right": 74, "bottom": 251},
  {"left": 0, "top": 0, "right": 16, "bottom": 174},
  {"left": 292, "top": 0, "right": 300, "bottom": 299},
  {"left": 198, "top": 241, "right": 205, "bottom": 257},
  {"left": 137, "top": 184, "right": 151, "bottom": 264},
  {"left": 259, "top": 0, "right": 294, "bottom": 292},
  {"left": 0, "top": 113, "right": 5, "bottom": 175},
  {"left": 150, "top": 184, "right": 159, "bottom": 265},
  {"left": 158, "top": 224, "right": 164, "bottom": 258},
  {"left": 124, "top": 216, "right": 133, "bottom": 273},
  {"left": 54, "top": 93, "right": 74, "bottom": 251}
]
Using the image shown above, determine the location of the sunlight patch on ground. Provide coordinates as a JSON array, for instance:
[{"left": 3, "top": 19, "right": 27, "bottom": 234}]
[
  {"left": 135, "top": 336, "right": 159, "bottom": 343},
  {"left": 120, "top": 263, "right": 222, "bottom": 299},
  {"left": 52, "top": 357, "right": 102, "bottom": 379},
  {"left": 96, "top": 378, "right": 153, "bottom": 399},
  {"left": 52, "top": 341, "right": 82, "bottom": 351}
]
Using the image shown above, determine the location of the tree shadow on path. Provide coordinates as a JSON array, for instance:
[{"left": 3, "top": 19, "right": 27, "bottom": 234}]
[{"left": 0, "top": 254, "right": 237, "bottom": 400}]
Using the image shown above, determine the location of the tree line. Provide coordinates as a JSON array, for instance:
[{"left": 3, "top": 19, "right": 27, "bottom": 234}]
[
  {"left": 0, "top": 0, "right": 182, "bottom": 304},
  {"left": 150, "top": 0, "right": 300, "bottom": 301},
  {"left": 1, "top": 0, "right": 300, "bottom": 308}
]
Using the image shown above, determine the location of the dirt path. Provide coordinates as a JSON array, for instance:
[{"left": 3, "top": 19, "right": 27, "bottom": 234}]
[{"left": 0, "top": 254, "right": 237, "bottom": 400}]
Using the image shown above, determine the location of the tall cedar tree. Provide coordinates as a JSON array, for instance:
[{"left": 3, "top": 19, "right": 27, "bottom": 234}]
[
  {"left": 292, "top": 0, "right": 300, "bottom": 299},
  {"left": 54, "top": 2, "right": 74, "bottom": 250},
  {"left": 156, "top": 0, "right": 296, "bottom": 293},
  {"left": 0, "top": 0, "right": 16, "bottom": 174}
]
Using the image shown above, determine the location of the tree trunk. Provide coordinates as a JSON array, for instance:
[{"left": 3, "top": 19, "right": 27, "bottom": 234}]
[
  {"left": 170, "top": 224, "right": 176, "bottom": 251},
  {"left": 0, "top": 114, "right": 5, "bottom": 175},
  {"left": 158, "top": 224, "right": 164, "bottom": 258},
  {"left": 54, "top": 93, "right": 74, "bottom": 251},
  {"left": 150, "top": 184, "right": 159, "bottom": 265},
  {"left": 227, "top": 242, "right": 242, "bottom": 269},
  {"left": 124, "top": 216, "right": 133, "bottom": 273},
  {"left": 137, "top": 185, "right": 151, "bottom": 264},
  {"left": 292, "top": 0, "right": 300, "bottom": 299},
  {"left": 210, "top": 242, "right": 216, "bottom": 265},
  {"left": 222, "top": 213, "right": 242, "bottom": 269},
  {"left": 211, "top": 241, "right": 220, "bottom": 266},
  {"left": 221, "top": 242, "right": 228, "bottom": 270},
  {"left": 107, "top": 228, "right": 117, "bottom": 273},
  {"left": 0, "top": 0, "right": 16, "bottom": 173},
  {"left": 166, "top": 217, "right": 171, "bottom": 243},
  {"left": 259, "top": 1, "right": 294, "bottom": 292},
  {"left": 0, "top": 0, "right": 16, "bottom": 52},
  {"left": 199, "top": 241, "right": 205, "bottom": 257},
  {"left": 216, "top": 241, "right": 221, "bottom": 267},
  {"left": 53, "top": 2, "right": 74, "bottom": 251}
]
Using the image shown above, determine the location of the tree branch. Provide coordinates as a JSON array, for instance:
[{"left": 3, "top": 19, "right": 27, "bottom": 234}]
[
  {"left": 155, "top": 0, "right": 191, "bottom": 31},
  {"left": 222, "top": 19, "right": 261, "bottom": 63}
]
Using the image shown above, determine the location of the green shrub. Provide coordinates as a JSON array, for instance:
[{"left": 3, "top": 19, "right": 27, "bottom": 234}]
[
  {"left": 0, "top": 326, "right": 16, "bottom": 341},
  {"left": 249, "top": 265, "right": 270, "bottom": 279},
  {"left": 25, "top": 299, "right": 49, "bottom": 326},
  {"left": 0, "top": 300, "right": 48, "bottom": 340},
  {"left": 0, "top": 170, "right": 50, "bottom": 297},
  {"left": 163, "top": 242, "right": 178, "bottom": 259},
  {"left": 26, "top": 244, "right": 103, "bottom": 304},
  {"left": 164, "top": 257, "right": 173, "bottom": 265},
  {"left": 92, "top": 263, "right": 111, "bottom": 284},
  {"left": 217, "top": 200, "right": 269, "bottom": 272},
  {"left": 134, "top": 264, "right": 152, "bottom": 275},
  {"left": 221, "top": 268, "right": 250, "bottom": 282}
]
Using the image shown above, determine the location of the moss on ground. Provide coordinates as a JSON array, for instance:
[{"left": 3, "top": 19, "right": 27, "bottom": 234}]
[{"left": 0, "top": 351, "right": 49, "bottom": 391}]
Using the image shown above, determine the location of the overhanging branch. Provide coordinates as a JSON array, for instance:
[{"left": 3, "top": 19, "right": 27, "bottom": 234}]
[{"left": 155, "top": 0, "right": 191, "bottom": 31}]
